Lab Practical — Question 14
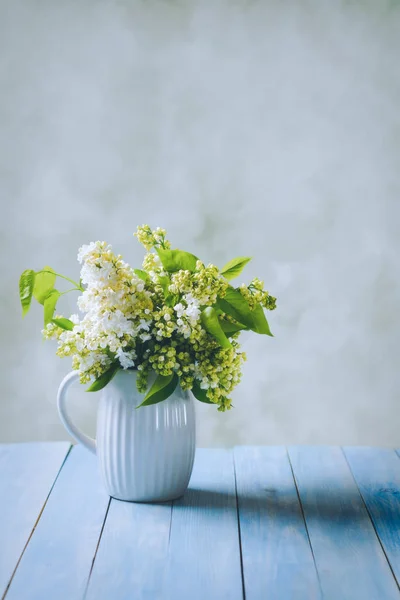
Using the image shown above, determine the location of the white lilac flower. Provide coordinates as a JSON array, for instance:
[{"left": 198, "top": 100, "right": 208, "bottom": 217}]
[
  {"left": 174, "top": 303, "right": 185, "bottom": 318},
  {"left": 77, "top": 241, "right": 98, "bottom": 263},
  {"left": 116, "top": 348, "right": 135, "bottom": 369},
  {"left": 140, "top": 333, "right": 151, "bottom": 342},
  {"left": 139, "top": 319, "right": 151, "bottom": 331},
  {"left": 185, "top": 302, "right": 200, "bottom": 325}
]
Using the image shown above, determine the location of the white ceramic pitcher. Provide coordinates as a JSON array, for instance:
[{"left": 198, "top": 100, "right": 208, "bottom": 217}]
[{"left": 57, "top": 369, "right": 196, "bottom": 502}]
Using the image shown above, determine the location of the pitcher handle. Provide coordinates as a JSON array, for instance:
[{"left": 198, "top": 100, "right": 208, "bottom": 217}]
[{"left": 57, "top": 371, "right": 96, "bottom": 454}]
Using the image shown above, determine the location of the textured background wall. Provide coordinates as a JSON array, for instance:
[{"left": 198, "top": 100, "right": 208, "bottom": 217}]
[{"left": 1, "top": 0, "right": 399, "bottom": 446}]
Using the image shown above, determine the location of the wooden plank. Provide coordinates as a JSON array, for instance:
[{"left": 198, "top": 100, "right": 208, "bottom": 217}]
[
  {"left": 234, "top": 446, "right": 321, "bottom": 600},
  {"left": 85, "top": 494, "right": 172, "bottom": 600},
  {"left": 288, "top": 446, "right": 400, "bottom": 600},
  {"left": 87, "top": 449, "right": 242, "bottom": 600},
  {"left": 164, "top": 448, "right": 243, "bottom": 600},
  {"left": 0, "top": 442, "right": 70, "bottom": 598},
  {"left": 5, "top": 445, "right": 110, "bottom": 600},
  {"left": 344, "top": 447, "right": 400, "bottom": 587}
]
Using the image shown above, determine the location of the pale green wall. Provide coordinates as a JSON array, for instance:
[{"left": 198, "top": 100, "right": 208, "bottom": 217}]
[{"left": 1, "top": 0, "right": 400, "bottom": 446}]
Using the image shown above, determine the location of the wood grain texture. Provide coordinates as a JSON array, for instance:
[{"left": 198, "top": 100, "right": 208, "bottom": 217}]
[
  {"left": 344, "top": 447, "right": 400, "bottom": 588},
  {"left": 288, "top": 446, "right": 400, "bottom": 600},
  {"left": 234, "top": 446, "right": 321, "bottom": 600},
  {"left": 163, "top": 448, "right": 243, "bottom": 600},
  {"left": 85, "top": 496, "right": 172, "bottom": 600},
  {"left": 0, "top": 442, "right": 70, "bottom": 599},
  {"left": 5, "top": 445, "right": 109, "bottom": 600}
]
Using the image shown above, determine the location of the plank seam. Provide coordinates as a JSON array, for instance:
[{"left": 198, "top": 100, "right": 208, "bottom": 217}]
[
  {"left": 285, "top": 447, "right": 323, "bottom": 597},
  {"left": 167, "top": 502, "right": 174, "bottom": 546},
  {"left": 83, "top": 496, "right": 112, "bottom": 600},
  {"left": 233, "top": 450, "right": 246, "bottom": 600},
  {"left": 341, "top": 447, "right": 400, "bottom": 592},
  {"left": 1, "top": 443, "right": 73, "bottom": 600}
]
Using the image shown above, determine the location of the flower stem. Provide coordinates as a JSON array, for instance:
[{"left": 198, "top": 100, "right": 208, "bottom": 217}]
[
  {"left": 59, "top": 288, "right": 81, "bottom": 296},
  {"left": 38, "top": 270, "right": 84, "bottom": 291}
]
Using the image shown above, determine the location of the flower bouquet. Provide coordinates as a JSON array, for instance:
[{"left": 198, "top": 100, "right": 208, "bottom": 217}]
[{"left": 19, "top": 225, "right": 276, "bottom": 412}]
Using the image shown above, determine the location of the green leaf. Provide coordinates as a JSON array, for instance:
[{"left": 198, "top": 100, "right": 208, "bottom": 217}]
[
  {"left": 157, "top": 249, "right": 198, "bottom": 273},
  {"left": 250, "top": 303, "right": 274, "bottom": 336},
  {"left": 220, "top": 257, "right": 252, "bottom": 281},
  {"left": 43, "top": 289, "right": 61, "bottom": 326},
  {"left": 217, "top": 288, "right": 254, "bottom": 329},
  {"left": 156, "top": 275, "right": 176, "bottom": 307},
  {"left": 191, "top": 381, "right": 214, "bottom": 404},
  {"left": 201, "top": 307, "right": 232, "bottom": 349},
  {"left": 19, "top": 270, "right": 36, "bottom": 317},
  {"left": 157, "top": 275, "right": 171, "bottom": 296},
  {"left": 217, "top": 288, "right": 273, "bottom": 336},
  {"left": 86, "top": 362, "right": 120, "bottom": 392},
  {"left": 33, "top": 266, "right": 56, "bottom": 304},
  {"left": 52, "top": 317, "right": 74, "bottom": 331},
  {"left": 134, "top": 269, "right": 149, "bottom": 282},
  {"left": 219, "top": 318, "right": 247, "bottom": 337},
  {"left": 137, "top": 372, "right": 179, "bottom": 407}
]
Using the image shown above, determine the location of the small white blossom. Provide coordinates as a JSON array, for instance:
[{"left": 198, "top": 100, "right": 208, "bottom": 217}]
[
  {"left": 140, "top": 333, "right": 151, "bottom": 342},
  {"left": 174, "top": 303, "right": 185, "bottom": 318},
  {"left": 139, "top": 319, "right": 151, "bottom": 331},
  {"left": 116, "top": 348, "right": 135, "bottom": 370},
  {"left": 77, "top": 242, "right": 98, "bottom": 263}
]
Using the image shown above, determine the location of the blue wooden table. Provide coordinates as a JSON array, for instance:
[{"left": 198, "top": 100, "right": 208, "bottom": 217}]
[{"left": 1, "top": 445, "right": 400, "bottom": 600}]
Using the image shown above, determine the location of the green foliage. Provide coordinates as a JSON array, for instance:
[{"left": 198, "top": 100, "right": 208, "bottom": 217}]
[
  {"left": 157, "top": 248, "right": 198, "bottom": 273},
  {"left": 219, "top": 318, "right": 247, "bottom": 337},
  {"left": 157, "top": 275, "right": 171, "bottom": 296},
  {"left": 52, "top": 318, "right": 74, "bottom": 331},
  {"left": 134, "top": 269, "right": 149, "bottom": 282},
  {"left": 217, "top": 288, "right": 254, "bottom": 329},
  {"left": 19, "top": 270, "right": 36, "bottom": 316},
  {"left": 33, "top": 267, "right": 56, "bottom": 304},
  {"left": 86, "top": 362, "right": 120, "bottom": 392},
  {"left": 250, "top": 303, "right": 273, "bottom": 336},
  {"left": 218, "top": 288, "right": 273, "bottom": 336},
  {"left": 201, "top": 307, "right": 232, "bottom": 349},
  {"left": 19, "top": 266, "right": 83, "bottom": 324},
  {"left": 137, "top": 372, "right": 179, "bottom": 407},
  {"left": 43, "top": 290, "right": 60, "bottom": 326},
  {"left": 220, "top": 257, "right": 251, "bottom": 281},
  {"left": 157, "top": 274, "right": 176, "bottom": 307},
  {"left": 191, "top": 381, "right": 214, "bottom": 404}
]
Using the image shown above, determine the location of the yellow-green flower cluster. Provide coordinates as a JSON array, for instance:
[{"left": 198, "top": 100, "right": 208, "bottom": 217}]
[
  {"left": 169, "top": 261, "right": 228, "bottom": 306},
  {"left": 193, "top": 343, "right": 246, "bottom": 411},
  {"left": 142, "top": 252, "right": 163, "bottom": 274},
  {"left": 135, "top": 225, "right": 170, "bottom": 251},
  {"left": 239, "top": 278, "right": 277, "bottom": 311},
  {"left": 152, "top": 306, "right": 175, "bottom": 339}
]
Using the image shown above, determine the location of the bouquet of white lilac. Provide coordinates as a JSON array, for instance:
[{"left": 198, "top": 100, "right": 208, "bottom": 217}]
[{"left": 19, "top": 225, "right": 276, "bottom": 411}]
